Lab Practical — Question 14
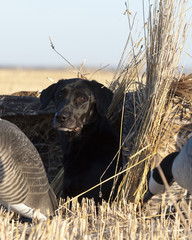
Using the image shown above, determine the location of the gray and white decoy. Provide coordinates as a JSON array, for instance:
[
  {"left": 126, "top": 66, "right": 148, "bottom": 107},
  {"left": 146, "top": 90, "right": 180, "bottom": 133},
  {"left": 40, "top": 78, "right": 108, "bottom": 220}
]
[
  {"left": 0, "top": 119, "right": 58, "bottom": 220},
  {"left": 144, "top": 137, "right": 192, "bottom": 203}
]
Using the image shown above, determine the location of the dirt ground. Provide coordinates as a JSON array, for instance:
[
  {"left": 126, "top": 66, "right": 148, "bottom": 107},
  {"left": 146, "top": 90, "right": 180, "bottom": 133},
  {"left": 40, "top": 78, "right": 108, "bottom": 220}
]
[{"left": 0, "top": 68, "right": 114, "bottom": 94}]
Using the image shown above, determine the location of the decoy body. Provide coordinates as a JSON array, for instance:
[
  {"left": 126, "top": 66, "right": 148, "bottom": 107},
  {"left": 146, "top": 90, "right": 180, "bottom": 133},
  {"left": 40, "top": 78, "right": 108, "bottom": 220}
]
[
  {"left": 0, "top": 119, "right": 58, "bottom": 220},
  {"left": 144, "top": 137, "right": 192, "bottom": 203}
]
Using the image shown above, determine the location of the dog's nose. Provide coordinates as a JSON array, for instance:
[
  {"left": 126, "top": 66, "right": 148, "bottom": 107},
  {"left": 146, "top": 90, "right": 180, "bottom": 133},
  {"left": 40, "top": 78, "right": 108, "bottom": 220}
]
[{"left": 55, "top": 112, "right": 69, "bottom": 122}]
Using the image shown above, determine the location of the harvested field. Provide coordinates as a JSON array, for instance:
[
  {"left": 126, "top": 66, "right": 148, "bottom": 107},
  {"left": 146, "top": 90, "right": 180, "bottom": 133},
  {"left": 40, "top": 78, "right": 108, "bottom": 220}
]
[
  {"left": 0, "top": 68, "right": 114, "bottom": 94},
  {"left": 0, "top": 0, "right": 192, "bottom": 239},
  {"left": 0, "top": 69, "right": 191, "bottom": 239},
  {"left": 0, "top": 198, "right": 191, "bottom": 239}
]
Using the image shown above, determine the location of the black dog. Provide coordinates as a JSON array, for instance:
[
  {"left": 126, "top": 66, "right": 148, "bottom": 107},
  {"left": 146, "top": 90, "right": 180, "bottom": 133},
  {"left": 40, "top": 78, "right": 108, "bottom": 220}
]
[{"left": 40, "top": 78, "right": 122, "bottom": 204}]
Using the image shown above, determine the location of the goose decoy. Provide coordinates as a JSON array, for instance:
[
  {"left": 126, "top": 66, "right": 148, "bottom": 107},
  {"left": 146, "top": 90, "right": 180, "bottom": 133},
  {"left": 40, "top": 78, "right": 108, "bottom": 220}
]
[
  {"left": 0, "top": 119, "right": 58, "bottom": 220},
  {"left": 143, "top": 137, "right": 192, "bottom": 203}
]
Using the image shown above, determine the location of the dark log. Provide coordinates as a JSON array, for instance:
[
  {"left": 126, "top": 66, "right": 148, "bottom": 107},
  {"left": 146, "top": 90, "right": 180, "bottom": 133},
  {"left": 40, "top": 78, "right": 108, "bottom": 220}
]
[
  {"left": 0, "top": 92, "right": 55, "bottom": 117},
  {"left": 0, "top": 92, "right": 62, "bottom": 186}
]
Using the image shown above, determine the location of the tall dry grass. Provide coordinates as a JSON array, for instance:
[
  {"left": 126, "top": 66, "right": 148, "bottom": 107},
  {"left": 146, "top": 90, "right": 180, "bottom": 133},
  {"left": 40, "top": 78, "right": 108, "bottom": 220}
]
[
  {"left": 0, "top": 0, "right": 192, "bottom": 239},
  {"left": 50, "top": 0, "right": 192, "bottom": 238},
  {"left": 115, "top": 0, "right": 190, "bottom": 203}
]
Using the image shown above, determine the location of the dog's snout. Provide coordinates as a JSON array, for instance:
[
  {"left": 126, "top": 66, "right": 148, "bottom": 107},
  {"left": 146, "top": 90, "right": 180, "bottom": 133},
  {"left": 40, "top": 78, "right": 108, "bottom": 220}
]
[{"left": 55, "top": 112, "right": 69, "bottom": 122}]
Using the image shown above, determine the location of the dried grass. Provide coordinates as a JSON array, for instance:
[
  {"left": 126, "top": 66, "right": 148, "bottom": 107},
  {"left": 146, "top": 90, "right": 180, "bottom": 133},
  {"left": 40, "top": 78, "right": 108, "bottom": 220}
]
[
  {"left": 115, "top": 0, "right": 191, "bottom": 203},
  {"left": 48, "top": 1, "right": 192, "bottom": 237},
  {"left": 0, "top": 68, "right": 114, "bottom": 95},
  {"left": 1, "top": 0, "right": 192, "bottom": 238},
  {"left": 0, "top": 199, "right": 191, "bottom": 239}
]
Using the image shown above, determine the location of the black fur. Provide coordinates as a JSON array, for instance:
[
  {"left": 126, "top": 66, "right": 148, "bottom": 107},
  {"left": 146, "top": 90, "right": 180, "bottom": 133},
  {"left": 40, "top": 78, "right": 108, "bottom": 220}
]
[{"left": 40, "top": 78, "right": 122, "bottom": 203}]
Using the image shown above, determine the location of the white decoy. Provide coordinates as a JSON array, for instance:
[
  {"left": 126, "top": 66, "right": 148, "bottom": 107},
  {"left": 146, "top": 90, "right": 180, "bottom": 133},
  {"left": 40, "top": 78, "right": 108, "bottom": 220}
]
[
  {"left": 0, "top": 119, "right": 58, "bottom": 220},
  {"left": 144, "top": 137, "right": 192, "bottom": 203}
]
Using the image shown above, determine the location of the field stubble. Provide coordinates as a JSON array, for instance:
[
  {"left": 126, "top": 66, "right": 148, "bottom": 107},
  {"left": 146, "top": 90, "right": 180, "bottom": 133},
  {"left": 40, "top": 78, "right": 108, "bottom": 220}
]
[
  {"left": 1, "top": 0, "right": 192, "bottom": 234},
  {"left": 0, "top": 68, "right": 191, "bottom": 239},
  {"left": 0, "top": 68, "right": 114, "bottom": 94}
]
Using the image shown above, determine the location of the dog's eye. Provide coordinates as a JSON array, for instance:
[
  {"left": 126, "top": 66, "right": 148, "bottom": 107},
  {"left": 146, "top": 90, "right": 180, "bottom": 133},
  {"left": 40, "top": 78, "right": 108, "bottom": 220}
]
[{"left": 76, "top": 96, "right": 86, "bottom": 104}]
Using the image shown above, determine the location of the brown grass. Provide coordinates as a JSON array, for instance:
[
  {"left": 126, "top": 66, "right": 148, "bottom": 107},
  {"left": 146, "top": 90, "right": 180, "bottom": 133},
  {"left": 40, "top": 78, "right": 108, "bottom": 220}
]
[
  {"left": 117, "top": 0, "right": 191, "bottom": 204},
  {"left": 0, "top": 0, "right": 192, "bottom": 238},
  {"left": 0, "top": 198, "right": 191, "bottom": 239},
  {"left": 0, "top": 68, "right": 114, "bottom": 94}
]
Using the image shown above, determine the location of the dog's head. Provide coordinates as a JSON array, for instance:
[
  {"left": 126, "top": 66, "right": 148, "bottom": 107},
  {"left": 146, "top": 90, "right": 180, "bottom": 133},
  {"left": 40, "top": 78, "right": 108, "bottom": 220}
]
[{"left": 40, "top": 78, "right": 113, "bottom": 133}]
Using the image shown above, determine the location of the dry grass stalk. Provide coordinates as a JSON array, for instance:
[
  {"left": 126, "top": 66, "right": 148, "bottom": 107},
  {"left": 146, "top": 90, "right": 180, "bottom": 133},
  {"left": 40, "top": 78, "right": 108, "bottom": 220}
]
[
  {"left": 117, "top": 0, "right": 190, "bottom": 203},
  {"left": 107, "top": 15, "right": 145, "bottom": 120},
  {"left": 171, "top": 73, "right": 192, "bottom": 102},
  {"left": 1, "top": 0, "right": 192, "bottom": 238},
  {"left": 0, "top": 199, "right": 191, "bottom": 239}
]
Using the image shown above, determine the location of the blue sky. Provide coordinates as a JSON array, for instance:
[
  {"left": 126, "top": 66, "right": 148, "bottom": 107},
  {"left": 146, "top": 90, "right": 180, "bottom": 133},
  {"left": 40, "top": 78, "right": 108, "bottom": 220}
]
[{"left": 0, "top": 0, "right": 191, "bottom": 70}]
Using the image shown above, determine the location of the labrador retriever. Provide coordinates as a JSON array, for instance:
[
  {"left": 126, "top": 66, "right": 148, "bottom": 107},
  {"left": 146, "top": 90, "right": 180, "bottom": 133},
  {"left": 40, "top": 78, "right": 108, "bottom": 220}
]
[{"left": 40, "top": 78, "right": 122, "bottom": 204}]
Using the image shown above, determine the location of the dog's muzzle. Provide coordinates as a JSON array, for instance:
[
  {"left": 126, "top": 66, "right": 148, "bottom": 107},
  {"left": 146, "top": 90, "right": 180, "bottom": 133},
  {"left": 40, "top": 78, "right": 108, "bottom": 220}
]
[
  {"left": 54, "top": 112, "right": 81, "bottom": 133},
  {"left": 54, "top": 112, "right": 68, "bottom": 128}
]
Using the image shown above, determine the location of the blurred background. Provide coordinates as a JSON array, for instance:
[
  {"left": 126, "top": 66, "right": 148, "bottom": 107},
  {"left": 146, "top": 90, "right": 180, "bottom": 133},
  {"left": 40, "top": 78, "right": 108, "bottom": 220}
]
[{"left": 0, "top": 0, "right": 191, "bottom": 93}]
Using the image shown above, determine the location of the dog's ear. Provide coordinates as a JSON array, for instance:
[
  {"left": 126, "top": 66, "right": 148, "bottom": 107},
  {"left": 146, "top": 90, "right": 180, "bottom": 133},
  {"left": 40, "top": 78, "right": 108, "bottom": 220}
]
[
  {"left": 40, "top": 83, "right": 58, "bottom": 109},
  {"left": 88, "top": 80, "right": 113, "bottom": 117}
]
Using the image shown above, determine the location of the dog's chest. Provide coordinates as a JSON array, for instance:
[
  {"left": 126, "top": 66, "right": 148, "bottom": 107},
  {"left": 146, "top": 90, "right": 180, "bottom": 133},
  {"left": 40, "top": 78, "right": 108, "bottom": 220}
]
[{"left": 63, "top": 128, "right": 117, "bottom": 172}]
